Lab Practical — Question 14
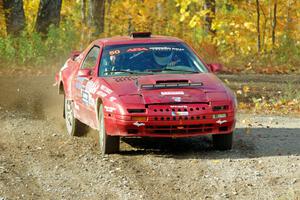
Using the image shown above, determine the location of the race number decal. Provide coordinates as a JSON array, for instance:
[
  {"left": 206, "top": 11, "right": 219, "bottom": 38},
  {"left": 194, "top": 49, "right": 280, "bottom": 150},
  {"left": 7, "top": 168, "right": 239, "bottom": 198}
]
[{"left": 109, "top": 50, "right": 120, "bottom": 56}]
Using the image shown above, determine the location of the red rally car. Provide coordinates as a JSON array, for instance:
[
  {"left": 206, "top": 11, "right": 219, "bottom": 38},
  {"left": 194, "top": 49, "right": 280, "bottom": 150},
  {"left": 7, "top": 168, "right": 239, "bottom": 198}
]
[{"left": 56, "top": 32, "right": 237, "bottom": 154}]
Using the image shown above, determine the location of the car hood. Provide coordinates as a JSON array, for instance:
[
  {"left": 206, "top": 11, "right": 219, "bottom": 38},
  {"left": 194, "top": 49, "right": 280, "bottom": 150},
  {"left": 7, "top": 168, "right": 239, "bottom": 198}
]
[{"left": 102, "top": 73, "right": 229, "bottom": 104}]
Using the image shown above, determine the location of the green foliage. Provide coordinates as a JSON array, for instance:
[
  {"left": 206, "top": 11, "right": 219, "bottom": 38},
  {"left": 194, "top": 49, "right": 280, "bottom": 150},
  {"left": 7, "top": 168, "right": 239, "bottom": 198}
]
[
  {"left": 0, "top": 20, "right": 80, "bottom": 68},
  {"left": 46, "top": 22, "right": 78, "bottom": 55},
  {"left": 0, "top": 0, "right": 299, "bottom": 71},
  {"left": 275, "top": 33, "right": 300, "bottom": 66},
  {"left": 0, "top": 36, "right": 16, "bottom": 63}
]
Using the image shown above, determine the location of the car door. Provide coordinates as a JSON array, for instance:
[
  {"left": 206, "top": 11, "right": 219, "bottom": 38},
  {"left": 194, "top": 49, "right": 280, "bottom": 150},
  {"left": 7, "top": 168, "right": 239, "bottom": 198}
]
[{"left": 74, "top": 45, "right": 101, "bottom": 124}]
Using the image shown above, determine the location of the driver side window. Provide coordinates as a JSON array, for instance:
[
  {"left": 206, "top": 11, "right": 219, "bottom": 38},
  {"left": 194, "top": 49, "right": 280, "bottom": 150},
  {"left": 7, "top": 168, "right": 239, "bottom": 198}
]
[{"left": 81, "top": 46, "right": 100, "bottom": 69}]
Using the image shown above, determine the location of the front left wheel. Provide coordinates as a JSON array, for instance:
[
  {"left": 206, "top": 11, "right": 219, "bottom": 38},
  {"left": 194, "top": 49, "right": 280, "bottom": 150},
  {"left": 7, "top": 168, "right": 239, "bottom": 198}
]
[
  {"left": 64, "top": 97, "right": 86, "bottom": 136},
  {"left": 98, "top": 104, "right": 120, "bottom": 155}
]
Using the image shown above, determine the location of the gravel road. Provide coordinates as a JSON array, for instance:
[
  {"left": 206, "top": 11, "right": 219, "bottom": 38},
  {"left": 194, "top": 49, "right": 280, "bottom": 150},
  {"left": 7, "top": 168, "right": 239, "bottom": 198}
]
[{"left": 0, "top": 75, "right": 299, "bottom": 200}]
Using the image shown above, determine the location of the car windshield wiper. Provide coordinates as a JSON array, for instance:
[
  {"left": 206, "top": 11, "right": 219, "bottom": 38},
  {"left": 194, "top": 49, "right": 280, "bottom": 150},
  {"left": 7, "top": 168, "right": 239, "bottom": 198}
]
[{"left": 104, "top": 70, "right": 153, "bottom": 75}]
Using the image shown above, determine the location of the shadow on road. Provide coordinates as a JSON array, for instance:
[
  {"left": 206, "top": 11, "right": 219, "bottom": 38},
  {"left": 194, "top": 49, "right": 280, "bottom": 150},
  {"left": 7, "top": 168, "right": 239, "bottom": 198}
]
[{"left": 120, "top": 127, "right": 300, "bottom": 159}]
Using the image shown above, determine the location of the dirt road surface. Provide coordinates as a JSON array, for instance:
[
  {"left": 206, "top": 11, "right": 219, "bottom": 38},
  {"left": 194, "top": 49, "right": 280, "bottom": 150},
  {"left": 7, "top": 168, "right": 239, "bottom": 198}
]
[{"left": 0, "top": 75, "right": 299, "bottom": 200}]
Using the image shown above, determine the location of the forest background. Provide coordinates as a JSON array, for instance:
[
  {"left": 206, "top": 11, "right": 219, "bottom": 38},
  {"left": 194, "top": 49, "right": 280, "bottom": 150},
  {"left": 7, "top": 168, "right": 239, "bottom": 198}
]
[{"left": 0, "top": 0, "right": 299, "bottom": 74}]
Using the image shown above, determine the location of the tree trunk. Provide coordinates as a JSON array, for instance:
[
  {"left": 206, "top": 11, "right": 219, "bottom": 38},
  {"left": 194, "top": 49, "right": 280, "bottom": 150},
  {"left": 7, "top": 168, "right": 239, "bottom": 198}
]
[
  {"left": 0, "top": 1, "right": 3, "bottom": 20},
  {"left": 204, "top": 0, "right": 216, "bottom": 35},
  {"left": 35, "top": 0, "right": 62, "bottom": 34},
  {"left": 89, "top": 0, "right": 105, "bottom": 36},
  {"left": 106, "top": 0, "right": 112, "bottom": 36},
  {"left": 256, "top": 0, "right": 261, "bottom": 53},
  {"left": 81, "top": 0, "right": 87, "bottom": 25},
  {"left": 260, "top": 6, "right": 267, "bottom": 52},
  {"left": 271, "top": 0, "right": 277, "bottom": 49},
  {"left": 3, "top": 0, "right": 26, "bottom": 35}
]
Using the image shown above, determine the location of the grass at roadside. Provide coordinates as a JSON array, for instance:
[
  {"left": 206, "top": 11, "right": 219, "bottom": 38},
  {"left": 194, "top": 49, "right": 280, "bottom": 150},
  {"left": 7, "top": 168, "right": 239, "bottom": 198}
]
[{"left": 221, "top": 75, "right": 300, "bottom": 116}]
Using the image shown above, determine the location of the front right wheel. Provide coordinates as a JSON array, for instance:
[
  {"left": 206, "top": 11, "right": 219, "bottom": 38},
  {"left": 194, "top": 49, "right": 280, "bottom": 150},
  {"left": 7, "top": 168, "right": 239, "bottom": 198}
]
[
  {"left": 98, "top": 104, "right": 120, "bottom": 155},
  {"left": 212, "top": 132, "right": 233, "bottom": 151}
]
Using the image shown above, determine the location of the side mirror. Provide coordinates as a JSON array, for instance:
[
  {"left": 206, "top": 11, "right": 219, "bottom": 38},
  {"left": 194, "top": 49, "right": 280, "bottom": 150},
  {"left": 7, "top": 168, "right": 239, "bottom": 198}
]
[
  {"left": 208, "top": 63, "right": 223, "bottom": 73},
  {"left": 78, "top": 68, "right": 92, "bottom": 77},
  {"left": 70, "top": 50, "right": 81, "bottom": 61}
]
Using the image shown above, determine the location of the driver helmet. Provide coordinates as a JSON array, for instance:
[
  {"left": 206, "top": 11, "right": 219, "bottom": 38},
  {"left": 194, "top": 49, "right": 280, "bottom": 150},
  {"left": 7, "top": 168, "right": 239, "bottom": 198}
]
[{"left": 153, "top": 50, "right": 173, "bottom": 66}]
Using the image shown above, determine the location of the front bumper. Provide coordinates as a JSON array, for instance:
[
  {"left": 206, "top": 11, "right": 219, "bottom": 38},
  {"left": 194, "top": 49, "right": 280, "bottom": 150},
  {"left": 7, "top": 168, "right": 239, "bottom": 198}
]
[{"left": 104, "top": 110, "right": 236, "bottom": 138}]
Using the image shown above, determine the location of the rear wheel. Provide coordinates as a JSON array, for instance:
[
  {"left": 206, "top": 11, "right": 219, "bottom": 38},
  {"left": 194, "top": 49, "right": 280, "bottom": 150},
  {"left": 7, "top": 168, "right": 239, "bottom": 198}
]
[
  {"left": 64, "top": 97, "right": 85, "bottom": 136},
  {"left": 212, "top": 132, "right": 233, "bottom": 151},
  {"left": 98, "top": 104, "right": 120, "bottom": 154}
]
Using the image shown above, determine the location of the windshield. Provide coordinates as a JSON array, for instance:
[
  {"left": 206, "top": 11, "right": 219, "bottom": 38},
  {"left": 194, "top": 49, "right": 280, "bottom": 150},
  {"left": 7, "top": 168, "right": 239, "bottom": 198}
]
[{"left": 99, "top": 42, "right": 208, "bottom": 76}]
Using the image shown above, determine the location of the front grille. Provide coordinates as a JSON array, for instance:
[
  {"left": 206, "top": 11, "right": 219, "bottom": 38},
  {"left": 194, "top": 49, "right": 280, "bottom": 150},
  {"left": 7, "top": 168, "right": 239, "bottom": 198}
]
[
  {"left": 151, "top": 107, "right": 207, "bottom": 112},
  {"left": 147, "top": 103, "right": 212, "bottom": 121},
  {"left": 149, "top": 115, "right": 209, "bottom": 121}
]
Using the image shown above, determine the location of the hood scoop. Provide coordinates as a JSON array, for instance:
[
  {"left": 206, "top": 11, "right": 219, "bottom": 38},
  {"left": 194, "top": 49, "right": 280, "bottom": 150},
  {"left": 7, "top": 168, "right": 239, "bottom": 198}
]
[
  {"left": 156, "top": 80, "right": 189, "bottom": 84},
  {"left": 141, "top": 79, "right": 203, "bottom": 89}
]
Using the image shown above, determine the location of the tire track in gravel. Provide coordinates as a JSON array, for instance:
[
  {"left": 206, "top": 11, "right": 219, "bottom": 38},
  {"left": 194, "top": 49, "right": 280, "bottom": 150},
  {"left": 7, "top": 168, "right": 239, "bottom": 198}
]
[{"left": 0, "top": 74, "right": 300, "bottom": 200}]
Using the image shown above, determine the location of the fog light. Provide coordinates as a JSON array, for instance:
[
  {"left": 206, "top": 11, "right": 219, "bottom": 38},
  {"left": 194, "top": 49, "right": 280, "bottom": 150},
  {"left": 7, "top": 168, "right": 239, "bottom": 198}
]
[
  {"left": 213, "top": 113, "right": 227, "bottom": 119},
  {"left": 131, "top": 116, "right": 147, "bottom": 121}
]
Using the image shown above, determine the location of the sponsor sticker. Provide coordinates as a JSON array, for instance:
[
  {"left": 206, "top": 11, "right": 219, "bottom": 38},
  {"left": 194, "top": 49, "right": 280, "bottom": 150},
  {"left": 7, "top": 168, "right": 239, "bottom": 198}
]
[
  {"left": 149, "top": 47, "right": 185, "bottom": 51},
  {"left": 96, "top": 91, "right": 107, "bottom": 98},
  {"left": 161, "top": 91, "right": 184, "bottom": 96},
  {"left": 100, "top": 85, "right": 113, "bottom": 94},
  {"left": 82, "top": 91, "right": 89, "bottom": 104},
  {"left": 89, "top": 97, "right": 95, "bottom": 106},
  {"left": 104, "top": 106, "right": 116, "bottom": 113},
  {"left": 75, "top": 77, "right": 87, "bottom": 89},
  {"left": 109, "top": 50, "right": 120, "bottom": 56},
  {"left": 86, "top": 81, "right": 99, "bottom": 94},
  {"left": 170, "top": 105, "right": 187, "bottom": 108},
  {"left": 127, "top": 47, "right": 148, "bottom": 52},
  {"left": 172, "top": 97, "right": 181, "bottom": 102},
  {"left": 109, "top": 96, "right": 117, "bottom": 102},
  {"left": 171, "top": 111, "right": 189, "bottom": 116}
]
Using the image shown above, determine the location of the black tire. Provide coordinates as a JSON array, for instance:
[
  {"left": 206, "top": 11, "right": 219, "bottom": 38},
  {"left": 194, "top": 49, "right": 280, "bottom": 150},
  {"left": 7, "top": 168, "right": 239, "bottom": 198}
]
[
  {"left": 98, "top": 104, "right": 120, "bottom": 154},
  {"left": 64, "top": 96, "right": 86, "bottom": 136},
  {"left": 212, "top": 132, "right": 233, "bottom": 151}
]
